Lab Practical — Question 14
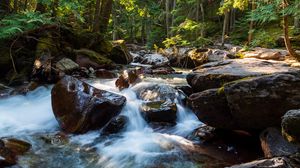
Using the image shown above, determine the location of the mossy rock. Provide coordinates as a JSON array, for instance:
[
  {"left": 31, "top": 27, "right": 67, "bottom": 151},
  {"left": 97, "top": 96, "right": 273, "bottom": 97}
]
[
  {"left": 35, "top": 33, "right": 58, "bottom": 57},
  {"left": 110, "top": 40, "right": 133, "bottom": 64},
  {"left": 74, "top": 49, "right": 114, "bottom": 69}
]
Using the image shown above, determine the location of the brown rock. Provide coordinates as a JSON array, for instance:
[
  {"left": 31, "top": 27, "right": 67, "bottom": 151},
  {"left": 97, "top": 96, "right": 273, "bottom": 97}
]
[
  {"left": 2, "top": 138, "right": 31, "bottom": 155},
  {"left": 140, "top": 101, "right": 177, "bottom": 123},
  {"left": 95, "top": 69, "right": 117, "bottom": 79},
  {"left": 51, "top": 75, "right": 126, "bottom": 134}
]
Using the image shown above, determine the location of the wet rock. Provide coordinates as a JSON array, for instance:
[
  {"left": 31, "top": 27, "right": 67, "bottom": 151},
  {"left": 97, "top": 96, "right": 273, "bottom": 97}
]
[
  {"left": 102, "top": 115, "right": 129, "bottom": 134},
  {"left": 134, "top": 84, "right": 177, "bottom": 102},
  {"left": 110, "top": 40, "right": 133, "bottom": 64},
  {"left": 147, "top": 65, "right": 177, "bottom": 75},
  {"left": 140, "top": 101, "right": 177, "bottom": 123},
  {"left": 192, "top": 125, "right": 216, "bottom": 141},
  {"left": 51, "top": 75, "right": 126, "bottom": 134},
  {"left": 2, "top": 138, "right": 31, "bottom": 155},
  {"left": 115, "top": 69, "right": 142, "bottom": 90},
  {"left": 282, "top": 110, "right": 300, "bottom": 143},
  {"left": 0, "top": 145, "right": 17, "bottom": 167},
  {"left": 115, "top": 75, "right": 130, "bottom": 90},
  {"left": 187, "top": 58, "right": 296, "bottom": 92},
  {"left": 228, "top": 156, "right": 300, "bottom": 168},
  {"left": 55, "top": 58, "right": 79, "bottom": 73},
  {"left": 75, "top": 49, "right": 114, "bottom": 69},
  {"left": 95, "top": 69, "right": 117, "bottom": 79},
  {"left": 187, "top": 89, "right": 235, "bottom": 129},
  {"left": 260, "top": 127, "right": 299, "bottom": 158},
  {"left": 40, "top": 132, "right": 69, "bottom": 145},
  {"left": 175, "top": 85, "right": 193, "bottom": 97}
]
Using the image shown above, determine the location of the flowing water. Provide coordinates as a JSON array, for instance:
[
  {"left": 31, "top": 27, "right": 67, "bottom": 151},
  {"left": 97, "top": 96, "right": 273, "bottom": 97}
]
[{"left": 0, "top": 74, "right": 234, "bottom": 168}]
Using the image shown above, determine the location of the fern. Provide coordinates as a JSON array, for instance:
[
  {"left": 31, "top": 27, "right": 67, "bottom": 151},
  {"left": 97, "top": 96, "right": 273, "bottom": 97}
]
[{"left": 0, "top": 11, "right": 54, "bottom": 40}]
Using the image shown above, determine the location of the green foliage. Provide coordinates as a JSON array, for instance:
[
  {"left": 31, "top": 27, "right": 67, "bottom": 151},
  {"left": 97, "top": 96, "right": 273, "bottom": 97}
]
[
  {"left": 162, "top": 35, "right": 189, "bottom": 48},
  {"left": 0, "top": 11, "right": 53, "bottom": 39},
  {"left": 250, "top": 30, "right": 277, "bottom": 48}
]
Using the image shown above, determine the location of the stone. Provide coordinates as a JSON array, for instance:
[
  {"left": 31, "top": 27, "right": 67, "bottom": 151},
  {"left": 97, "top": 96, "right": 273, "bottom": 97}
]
[
  {"left": 224, "top": 72, "right": 300, "bottom": 130},
  {"left": 55, "top": 58, "right": 79, "bottom": 73},
  {"left": 140, "top": 101, "right": 177, "bottom": 123},
  {"left": 260, "top": 127, "right": 299, "bottom": 158},
  {"left": 102, "top": 115, "right": 129, "bottom": 134},
  {"left": 75, "top": 49, "right": 114, "bottom": 69},
  {"left": 134, "top": 84, "right": 177, "bottom": 102},
  {"left": 187, "top": 58, "right": 296, "bottom": 92},
  {"left": 227, "top": 157, "right": 297, "bottom": 168},
  {"left": 51, "top": 75, "right": 126, "bottom": 134},
  {"left": 188, "top": 72, "right": 300, "bottom": 130},
  {"left": 141, "top": 53, "right": 169, "bottom": 66},
  {"left": 2, "top": 138, "right": 31, "bottom": 155},
  {"left": 187, "top": 48, "right": 209, "bottom": 66},
  {"left": 0, "top": 146, "right": 16, "bottom": 167},
  {"left": 95, "top": 69, "right": 117, "bottom": 79},
  {"left": 282, "top": 110, "right": 300, "bottom": 143},
  {"left": 110, "top": 40, "right": 133, "bottom": 64},
  {"left": 115, "top": 69, "right": 142, "bottom": 90},
  {"left": 187, "top": 89, "right": 235, "bottom": 129}
]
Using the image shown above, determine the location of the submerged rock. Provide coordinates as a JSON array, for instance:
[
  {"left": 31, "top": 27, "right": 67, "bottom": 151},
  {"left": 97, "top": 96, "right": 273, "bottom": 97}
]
[
  {"left": 187, "top": 58, "right": 295, "bottom": 92},
  {"left": 102, "top": 115, "right": 129, "bottom": 135},
  {"left": 140, "top": 101, "right": 177, "bottom": 123},
  {"left": 115, "top": 69, "right": 142, "bottom": 90},
  {"left": 282, "top": 110, "right": 300, "bottom": 144},
  {"left": 0, "top": 138, "right": 31, "bottom": 167},
  {"left": 260, "top": 127, "right": 299, "bottom": 158},
  {"left": 51, "top": 75, "right": 126, "bottom": 134}
]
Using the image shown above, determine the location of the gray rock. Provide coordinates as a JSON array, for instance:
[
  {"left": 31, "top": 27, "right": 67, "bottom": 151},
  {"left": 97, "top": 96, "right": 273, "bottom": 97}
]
[
  {"left": 55, "top": 58, "right": 79, "bottom": 73},
  {"left": 227, "top": 157, "right": 296, "bottom": 168},
  {"left": 282, "top": 110, "right": 300, "bottom": 144},
  {"left": 187, "top": 58, "right": 295, "bottom": 92},
  {"left": 260, "top": 127, "right": 299, "bottom": 158}
]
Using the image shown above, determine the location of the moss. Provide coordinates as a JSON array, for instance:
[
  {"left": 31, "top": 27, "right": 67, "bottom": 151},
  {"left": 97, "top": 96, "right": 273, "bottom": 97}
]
[
  {"left": 235, "top": 52, "right": 245, "bottom": 59},
  {"left": 75, "top": 49, "right": 113, "bottom": 65},
  {"left": 35, "top": 33, "right": 58, "bottom": 57},
  {"left": 217, "top": 86, "right": 225, "bottom": 95}
]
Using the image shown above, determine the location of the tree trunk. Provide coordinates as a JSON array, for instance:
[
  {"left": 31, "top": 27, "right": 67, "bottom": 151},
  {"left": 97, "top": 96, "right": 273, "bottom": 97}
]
[
  {"left": 248, "top": 0, "right": 255, "bottom": 44},
  {"left": 171, "top": 0, "right": 176, "bottom": 37},
  {"left": 93, "top": 0, "right": 101, "bottom": 32},
  {"left": 166, "top": 0, "right": 170, "bottom": 38},
  {"left": 283, "top": 0, "right": 300, "bottom": 60},
  {"left": 0, "top": 0, "right": 10, "bottom": 14},
  {"left": 295, "top": 17, "right": 300, "bottom": 29},
  {"left": 52, "top": 0, "right": 59, "bottom": 17},
  {"left": 200, "top": 2, "right": 205, "bottom": 37},
  {"left": 222, "top": 11, "right": 230, "bottom": 46},
  {"left": 112, "top": 4, "right": 118, "bottom": 41},
  {"left": 24, "top": 0, "right": 28, "bottom": 11},
  {"left": 36, "top": 0, "right": 46, "bottom": 13},
  {"left": 13, "top": 0, "right": 18, "bottom": 12},
  {"left": 99, "top": 0, "right": 113, "bottom": 33}
]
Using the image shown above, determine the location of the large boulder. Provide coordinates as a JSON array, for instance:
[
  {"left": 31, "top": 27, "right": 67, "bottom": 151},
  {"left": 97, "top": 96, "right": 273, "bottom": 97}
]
[
  {"left": 282, "top": 110, "right": 300, "bottom": 143},
  {"left": 102, "top": 115, "right": 129, "bottom": 135},
  {"left": 110, "top": 40, "right": 133, "bottom": 64},
  {"left": 241, "top": 48, "right": 288, "bottom": 61},
  {"left": 187, "top": 58, "right": 295, "bottom": 92},
  {"left": 260, "top": 127, "right": 299, "bottom": 158},
  {"left": 51, "top": 76, "right": 126, "bottom": 134},
  {"left": 188, "top": 89, "right": 235, "bottom": 129},
  {"left": 140, "top": 100, "right": 177, "bottom": 124},
  {"left": 188, "top": 72, "right": 300, "bottom": 130},
  {"left": 224, "top": 72, "right": 300, "bottom": 130},
  {"left": 74, "top": 49, "right": 114, "bottom": 69}
]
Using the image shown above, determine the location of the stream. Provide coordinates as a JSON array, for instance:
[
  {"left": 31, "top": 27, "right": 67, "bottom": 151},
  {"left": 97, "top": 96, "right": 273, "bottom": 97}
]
[{"left": 0, "top": 71, "right": 244, "bottom": 168}]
